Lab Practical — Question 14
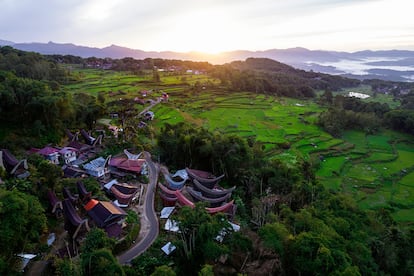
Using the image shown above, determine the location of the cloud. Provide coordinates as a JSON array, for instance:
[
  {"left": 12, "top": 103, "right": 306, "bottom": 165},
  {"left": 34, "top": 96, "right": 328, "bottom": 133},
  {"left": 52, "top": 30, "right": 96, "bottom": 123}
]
[{"left": 0, "top": 0, "right": 412, "bottom": 51}]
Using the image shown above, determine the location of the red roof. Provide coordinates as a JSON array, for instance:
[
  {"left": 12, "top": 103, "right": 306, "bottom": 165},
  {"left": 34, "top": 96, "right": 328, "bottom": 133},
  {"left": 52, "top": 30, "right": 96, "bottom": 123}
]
[
  {"left": 37, "top": 146, "right": 59, "bottom": 156},
  {"left": 84, "top": 199, "right": 99, "bottom": 211},
  {"left": 109, "top": 157, "right": 145, "bottom": 173}
]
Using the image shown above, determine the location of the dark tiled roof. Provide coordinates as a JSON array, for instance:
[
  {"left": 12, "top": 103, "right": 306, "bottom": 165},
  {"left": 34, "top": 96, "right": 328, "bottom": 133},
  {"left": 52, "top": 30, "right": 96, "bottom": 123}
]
[{"left": 87, "top": 201, "right": 126, "bottom": 228}]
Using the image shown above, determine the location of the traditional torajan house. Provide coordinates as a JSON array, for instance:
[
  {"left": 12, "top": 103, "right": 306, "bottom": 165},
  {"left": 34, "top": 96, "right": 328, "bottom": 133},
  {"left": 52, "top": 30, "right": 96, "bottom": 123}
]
[
  {"left": 110, "top": 183, "right": 139, "bottom": 207},
  {"left": 80, "top": 129, "right": 103, "bottom": 146},
  {"left": 62, "top": 199, "right": 90, "bottom": 239},
  {"left": 47, "top": 190, "right": 63, "bottom": 217},
  {"left": 0, "top": 149, "right": 30, "bottom": 178},
  {"left": 65, "top": 129, "right": 79, "bottom": 142},
  {"left": 62, "top": 166, "right": 85, "bottom": 178},
  {"left": 185, "top": 168, "right": 225, "bottom": 189},
  {"left": 192, "top": 178, "right": 236, "bottom": 198},
  {"left": 186, "top": 186, "right": 231, "bottom": 208},
  {"left": 83, "top": 156, "right": 111, "bottom": 178},
  {"left": 77, "top": 181, "right": 92, "bottom": 203}
]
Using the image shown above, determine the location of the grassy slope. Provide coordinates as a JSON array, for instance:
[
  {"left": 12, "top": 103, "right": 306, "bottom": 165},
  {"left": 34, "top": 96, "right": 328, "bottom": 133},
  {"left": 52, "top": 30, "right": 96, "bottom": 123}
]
[{"left": 63, "top": 68, "right": 414, "bottom": 223}]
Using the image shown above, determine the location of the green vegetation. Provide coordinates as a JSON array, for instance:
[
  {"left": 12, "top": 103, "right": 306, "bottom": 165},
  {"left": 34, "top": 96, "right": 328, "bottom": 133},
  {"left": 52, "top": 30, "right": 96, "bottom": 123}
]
[
  {"left": 59, "top": 63, "right": 414, "bottom": 222},
  {"left": 2, "top": 47, "right": 414, "bottom": 275}
]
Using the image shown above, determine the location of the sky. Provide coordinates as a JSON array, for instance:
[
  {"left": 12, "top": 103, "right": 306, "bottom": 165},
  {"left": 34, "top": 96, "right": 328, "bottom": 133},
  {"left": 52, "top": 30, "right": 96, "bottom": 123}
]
[{"left": 0, "top": 0, "right": 413, "bottom": 53}]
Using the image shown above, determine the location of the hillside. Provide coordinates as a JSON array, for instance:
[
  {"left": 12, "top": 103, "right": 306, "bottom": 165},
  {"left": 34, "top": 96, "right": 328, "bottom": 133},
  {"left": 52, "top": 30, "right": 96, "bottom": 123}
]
[
  {"left": 1, "top": 39, "right": 414, "bottom": 81},
  {"left": 213, "top": 57, "right": 360, "bottom": 96},
  {"left": 1, "top": 48, "right": 414, "bottom": 275}
]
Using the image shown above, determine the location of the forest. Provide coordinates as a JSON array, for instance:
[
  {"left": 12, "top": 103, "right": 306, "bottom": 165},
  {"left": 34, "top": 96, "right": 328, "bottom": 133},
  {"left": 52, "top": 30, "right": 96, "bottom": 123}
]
[{"left": 1, "top": 46, "right": 414, "bottom": 275}]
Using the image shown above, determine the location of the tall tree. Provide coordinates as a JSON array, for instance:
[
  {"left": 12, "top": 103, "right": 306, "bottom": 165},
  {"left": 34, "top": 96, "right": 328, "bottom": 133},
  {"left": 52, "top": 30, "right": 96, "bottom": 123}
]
[{"left": 0, "top": 189, "right": 47, "bottom": 272}]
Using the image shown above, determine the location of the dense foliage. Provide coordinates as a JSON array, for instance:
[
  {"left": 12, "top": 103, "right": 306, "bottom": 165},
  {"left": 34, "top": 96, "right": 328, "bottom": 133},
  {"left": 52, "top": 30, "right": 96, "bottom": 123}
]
[
  {"left": 0, "top": 189, "right": 47, "bottom": 274},
  {"left": 0, "top": 75, "right": 104, "bottom": 149},
  {"left": 0, "top": 46, "right": 67, "bottom": 83},
  {"left": 1, "top": 47, "right": 414, "bottom": 275},
  {"left": 211, "top": 58, "right": 360, "bottom": 98},
  {"left": 47, "top": 55, "right": 214, "bottom": 73},
  {"left": 318, "top": 91, "right": 414, "bottom": 137},
  {"left": 155, "top": 122, "right": 414, "bottom": 275}
]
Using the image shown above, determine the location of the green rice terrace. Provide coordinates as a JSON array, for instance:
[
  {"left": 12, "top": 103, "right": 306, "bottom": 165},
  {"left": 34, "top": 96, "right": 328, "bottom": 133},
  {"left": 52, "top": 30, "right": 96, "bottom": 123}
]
[{"left": 65, "top": 68, "right": 414, "bottom": 223}]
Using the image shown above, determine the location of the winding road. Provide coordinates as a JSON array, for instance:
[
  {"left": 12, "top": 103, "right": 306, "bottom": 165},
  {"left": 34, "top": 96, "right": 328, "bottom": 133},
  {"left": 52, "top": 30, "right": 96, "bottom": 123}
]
[{"left": 117, "top": 151, "right": 159, "bottom": 264}]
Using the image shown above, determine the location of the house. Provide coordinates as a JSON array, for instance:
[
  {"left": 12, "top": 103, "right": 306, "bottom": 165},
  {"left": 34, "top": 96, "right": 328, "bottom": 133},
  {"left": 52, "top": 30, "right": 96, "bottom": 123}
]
[
  {"left": 65, "top": 129, "right": 79, "bottom": 142},
  {"left": 144, "top": 111, "right": 155, "bottom": 121},
  {"left": 161, "top": 242, "right": 176, "bottom": 255},
  {"left": 161, "top": 92, "right": 169, "bottom": 102},
  {"left": 37, "top": 146, "right": 60, "bottom": 165},
  {"left": 134, "top": 97, "right": 145, "bottom": 105},
  {"left": 110, "top": 183, "right": 139, "bottom": 207},
  {"left": 59, "top": 147, "right": 77, "bottom": 164},
  {"left": 67, "top": 140, "right": 90, "bottom": 153},
  {"left": 0, "top": 149, "right": 30, "bottom": 178},
  {"left": 138, "top": 121, "right": 147, "bottom": 128},
  {"left": 84, "top": 199, "right": 126, "bottom": 238},
  {"left": 109, "top": 112, "right": 119, "bottom": 119},
  {"left": 62, "top": 199, "right": 90, "bottom": 239},
  {"left": 109, "top": 157, "right": 147, "bottom": 175},
  {"left": 160, "top": 206, "right": 175, "bottom": 219},
  {"left": 83, "top": 156, "right": 111, "bottom": 177},
  {"left": 62, "top": 166, "right": 85, "bottom": 178},
  {"left": 80, "top": 129, "right": 102, "bottom": 146}
]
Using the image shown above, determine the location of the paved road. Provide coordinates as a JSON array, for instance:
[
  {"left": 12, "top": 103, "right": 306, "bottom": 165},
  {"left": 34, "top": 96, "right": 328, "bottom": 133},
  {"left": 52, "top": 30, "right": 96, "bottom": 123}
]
[
  {"left": 117, "top": 151, "right": 159, "bottom": 264},
  {"left": 138, "top": 98, "right": 161, "bottom": 116}
]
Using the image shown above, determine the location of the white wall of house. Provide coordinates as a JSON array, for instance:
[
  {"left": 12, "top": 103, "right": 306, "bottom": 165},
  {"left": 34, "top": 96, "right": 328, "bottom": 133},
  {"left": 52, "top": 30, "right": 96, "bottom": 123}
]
[{"left": 46, "top": 153, "right": 60, "bottom": 165}]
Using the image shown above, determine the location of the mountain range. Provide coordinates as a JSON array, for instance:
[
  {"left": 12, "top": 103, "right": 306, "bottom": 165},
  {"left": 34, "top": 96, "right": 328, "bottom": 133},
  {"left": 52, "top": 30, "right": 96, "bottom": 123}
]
[{"left": 1, "top": 39, "right": 414, "bottom": 82}]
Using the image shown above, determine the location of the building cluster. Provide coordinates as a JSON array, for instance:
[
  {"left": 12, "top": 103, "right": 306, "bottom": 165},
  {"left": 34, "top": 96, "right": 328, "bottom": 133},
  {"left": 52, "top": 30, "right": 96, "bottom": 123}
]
[{"left": 1, "top": 128, "right": 148, "bottom": 259}]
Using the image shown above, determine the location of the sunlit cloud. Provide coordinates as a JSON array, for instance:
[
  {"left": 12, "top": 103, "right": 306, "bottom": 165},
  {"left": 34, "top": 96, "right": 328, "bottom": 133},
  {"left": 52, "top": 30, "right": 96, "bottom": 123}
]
[{"left": 0, "top": 0, "right": 412, "bottom": 52}]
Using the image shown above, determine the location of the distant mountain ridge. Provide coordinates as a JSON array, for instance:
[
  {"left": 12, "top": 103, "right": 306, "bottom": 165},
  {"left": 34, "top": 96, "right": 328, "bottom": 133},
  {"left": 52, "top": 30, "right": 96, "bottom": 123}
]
[{"left": 1, "top": 39, "right": 414, "bottom": 81}]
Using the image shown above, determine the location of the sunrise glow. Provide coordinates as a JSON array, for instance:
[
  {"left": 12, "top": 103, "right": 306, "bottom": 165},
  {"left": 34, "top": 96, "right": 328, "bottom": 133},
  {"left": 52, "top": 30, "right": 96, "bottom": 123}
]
[{"left": 0, "top": 0, "right": 413, "bottom": 52}]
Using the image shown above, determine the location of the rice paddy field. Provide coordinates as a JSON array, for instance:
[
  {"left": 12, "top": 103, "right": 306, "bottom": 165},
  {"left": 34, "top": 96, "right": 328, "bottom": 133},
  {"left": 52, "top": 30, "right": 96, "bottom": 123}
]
[{"left": 64, "top": 68, "right": 414, "bottom": 223}]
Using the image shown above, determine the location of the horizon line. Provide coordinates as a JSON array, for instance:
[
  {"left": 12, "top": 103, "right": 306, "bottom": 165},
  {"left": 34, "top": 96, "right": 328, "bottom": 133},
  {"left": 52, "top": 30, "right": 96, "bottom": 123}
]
[{"left": 2, "top": 38, "right": 414, "bottom": 55}]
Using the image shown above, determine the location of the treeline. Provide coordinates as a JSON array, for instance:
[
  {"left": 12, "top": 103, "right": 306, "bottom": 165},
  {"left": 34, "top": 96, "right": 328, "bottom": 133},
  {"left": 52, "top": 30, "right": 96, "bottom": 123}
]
[
  {"left": 154, "top": 122, "right": 414, "bottom": 275},
  {"left": 210, "top": 58, "right": 360, "bottom": 98},
  {"left": 0, "top": 46, "right": 67, "bottom": 85},
  {"left": 47, "top": 51, "right": 363, "bottom": 100},
  {"left": 363, "top": 78, "right": 414, "bottom": 96},
  {"left": 47, "top": 54, "right": 214, "bottom": 73},
  {"left": 318, "top": 91, "right": 414, "bottom": 136},
  {"left": 0, "top": 48, "right": 105, "bottom": 148}
]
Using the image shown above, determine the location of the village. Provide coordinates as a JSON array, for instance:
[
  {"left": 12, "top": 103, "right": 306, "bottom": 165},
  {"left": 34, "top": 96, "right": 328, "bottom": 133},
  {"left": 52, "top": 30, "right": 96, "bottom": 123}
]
[{"left": 0, "top": 89, "right": 238, "bottom": 272}]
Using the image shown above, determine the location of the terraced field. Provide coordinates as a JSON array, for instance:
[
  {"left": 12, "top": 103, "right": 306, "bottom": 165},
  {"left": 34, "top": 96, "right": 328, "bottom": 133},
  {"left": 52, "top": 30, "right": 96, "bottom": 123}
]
[{"left": 64, "top": 69, "right": 414, "bottom": 223}]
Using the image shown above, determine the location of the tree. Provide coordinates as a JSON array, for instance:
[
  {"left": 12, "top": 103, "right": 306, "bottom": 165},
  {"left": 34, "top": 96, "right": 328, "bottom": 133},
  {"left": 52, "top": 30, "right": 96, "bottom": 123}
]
[
  {"left": 173, "top": 203, "right": 231, "bottom": 273},
  {"left": 81, "top": 248, "right": 124, "bottom": 276},
  {"left": 198, "top": 264, "right": 214, "bottom": 276},
  {"left": 82, "top": 228, "right": 115, "bottom": 254},
  {"left": 259, "top": 222, "right": 290, "bottom": 257},
  {"left": 0, "top": 189, "right": 47, "bottom": 271},
  {"left": 54, "top": 258, "right": 81, "bottom": 276},
  {"left": 153, "top": 69, "right": 160, "bottom": 82},
  {"left": 321, "top": 89, "right": 333, "bottom": 105},
  {"left": 37, "top": 160, "right": 63, "bottom": 189},
  {"left": 151, "top": 265, "right": 176, "bottom": 276}
]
